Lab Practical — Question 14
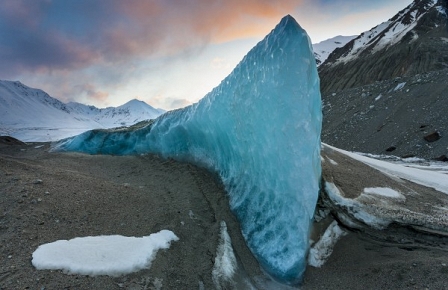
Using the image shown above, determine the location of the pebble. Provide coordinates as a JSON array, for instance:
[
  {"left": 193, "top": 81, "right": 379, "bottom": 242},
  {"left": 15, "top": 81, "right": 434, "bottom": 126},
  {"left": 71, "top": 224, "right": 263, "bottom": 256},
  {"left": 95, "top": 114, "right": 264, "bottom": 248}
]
[{"left": 34, "top": 179, "right": 43, "bottom": 184}]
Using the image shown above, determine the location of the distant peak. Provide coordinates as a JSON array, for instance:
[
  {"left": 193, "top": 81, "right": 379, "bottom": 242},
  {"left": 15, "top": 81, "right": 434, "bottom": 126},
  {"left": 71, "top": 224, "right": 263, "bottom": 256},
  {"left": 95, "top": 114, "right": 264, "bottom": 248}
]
[
  {"left": 127, "top": 99, "right": 143, "bottom": 103},
  {"left": 123, "top": 99, "right": 147, "bottom": 107}
]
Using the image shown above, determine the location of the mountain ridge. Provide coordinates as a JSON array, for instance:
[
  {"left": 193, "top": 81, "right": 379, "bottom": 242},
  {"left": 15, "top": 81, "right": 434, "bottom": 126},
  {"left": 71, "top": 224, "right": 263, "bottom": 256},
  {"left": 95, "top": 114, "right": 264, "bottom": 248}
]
[
  {"left": 0, "top": 80, "right": 164, "bottom": 141},
  {"left": 320, "top": 0, "right": 448, "bottom": 160},
  {"left": 319, "top": 0, "right": 448, "bottom": 93},
  {"left": 312, "top": 35, "right": 356, "bottom": 66}
]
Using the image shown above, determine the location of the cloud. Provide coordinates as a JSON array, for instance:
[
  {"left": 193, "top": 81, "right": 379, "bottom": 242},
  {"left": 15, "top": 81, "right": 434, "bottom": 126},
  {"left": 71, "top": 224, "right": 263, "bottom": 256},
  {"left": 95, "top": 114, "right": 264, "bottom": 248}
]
[
  {"left": 168, "top": 98, "right": 192, "bottom": 110},
  {"left": 210, "top": 57, "right": 232, "bottom": 70},
  {"left": 0, "top": 0, "right": 303, "bottom": 79},
  {"left": 147, "top": 94, "right": 193, "bottom": 110},
  {"left": 74, "top": 83, "right": 110, "bottom": 104},
  {"left": 1, "top": 0, "right": 411, "bottom": 110}
]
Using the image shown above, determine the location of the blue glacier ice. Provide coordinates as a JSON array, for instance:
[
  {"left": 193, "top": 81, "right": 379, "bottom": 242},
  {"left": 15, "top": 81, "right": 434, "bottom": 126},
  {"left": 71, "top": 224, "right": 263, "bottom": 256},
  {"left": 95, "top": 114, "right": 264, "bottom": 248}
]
[{"left": 53, "top": 15, "right": 321, "bottom": 284}]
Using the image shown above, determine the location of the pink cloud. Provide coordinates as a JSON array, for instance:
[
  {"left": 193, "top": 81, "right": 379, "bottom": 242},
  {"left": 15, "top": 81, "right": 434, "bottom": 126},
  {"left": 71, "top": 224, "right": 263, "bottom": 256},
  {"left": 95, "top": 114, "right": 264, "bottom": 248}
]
[{"left": 74, "top": 83, "right": 110, "bottom": 103}]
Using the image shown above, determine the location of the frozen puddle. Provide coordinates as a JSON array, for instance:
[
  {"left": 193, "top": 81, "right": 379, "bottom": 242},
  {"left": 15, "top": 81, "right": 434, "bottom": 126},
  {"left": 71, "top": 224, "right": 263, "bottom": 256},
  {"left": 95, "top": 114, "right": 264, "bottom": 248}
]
[{"left": 32, "top": 230, "right": 178, "bottom": 276}]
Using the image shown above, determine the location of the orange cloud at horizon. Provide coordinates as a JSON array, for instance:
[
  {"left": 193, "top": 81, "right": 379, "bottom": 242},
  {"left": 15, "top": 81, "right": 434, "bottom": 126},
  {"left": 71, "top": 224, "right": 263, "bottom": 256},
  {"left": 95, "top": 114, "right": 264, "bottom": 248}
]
[{"left": 114, "top": 0, "right": 303, "bottom": 53}]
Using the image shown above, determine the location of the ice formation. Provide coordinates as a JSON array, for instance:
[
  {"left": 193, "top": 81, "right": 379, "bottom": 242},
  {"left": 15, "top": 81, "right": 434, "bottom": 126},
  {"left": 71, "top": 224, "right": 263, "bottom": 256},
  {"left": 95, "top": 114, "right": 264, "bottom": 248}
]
[{"left": 53, "top": 15, "right": 321, "bottom": 283}]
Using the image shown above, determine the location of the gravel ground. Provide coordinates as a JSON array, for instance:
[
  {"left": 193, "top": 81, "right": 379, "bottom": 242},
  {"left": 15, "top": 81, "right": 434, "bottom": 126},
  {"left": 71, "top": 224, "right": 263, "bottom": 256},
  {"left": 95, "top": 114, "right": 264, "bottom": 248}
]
[
  {"left": 2, "top": 140, "right": 448, "bottom": 289},
  {"left": 0, "top": 141, "right": 267, "bottom": 289}
]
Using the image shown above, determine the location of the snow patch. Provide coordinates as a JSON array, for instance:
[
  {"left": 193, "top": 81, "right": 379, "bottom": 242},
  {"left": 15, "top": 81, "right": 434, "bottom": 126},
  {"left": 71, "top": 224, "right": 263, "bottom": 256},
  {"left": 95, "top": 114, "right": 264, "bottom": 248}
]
[
  {"left": 394, "top": 82, "right": 406, "bottom": 91},
  {"left": 32, "top": 230, "right": 178, "bottom": 276},
  {"left": 212, "top": 221, "right": 237, "bottom": 289},
  {"left": 327, "top": 157, "right": 338, "bottom": 165},
  {"left": 325, "top": 182, "right": 390, "bottom": 229},
  {"left": 308, "top": 221, "right": 347, "bottom": 267},
  {"left": 401, "top": 157, "right": 426, "bottom": 163},
  {"left": 437, "top": 5, "right": 447, "bottom": 16},
  {"left": 363, "top": 187, "right": 405, "bottom": 199}
]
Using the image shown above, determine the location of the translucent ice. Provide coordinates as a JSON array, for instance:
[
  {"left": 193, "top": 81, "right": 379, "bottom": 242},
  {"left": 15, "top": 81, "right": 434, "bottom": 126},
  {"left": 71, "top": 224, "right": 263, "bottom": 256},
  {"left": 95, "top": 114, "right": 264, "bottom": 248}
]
[{"left": 54, "top": 15, "right": 321, "bottom": 284}]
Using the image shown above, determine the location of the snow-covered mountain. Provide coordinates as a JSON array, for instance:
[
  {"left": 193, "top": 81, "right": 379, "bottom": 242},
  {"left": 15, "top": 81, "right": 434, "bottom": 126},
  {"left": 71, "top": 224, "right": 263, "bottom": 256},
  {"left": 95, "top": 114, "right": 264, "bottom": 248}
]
[
  {"left": 312, "top": 35, "right": 356, "bottom": 66},
  {"left": 0, "top": 80, "right": 164, "bottom": 141},
  {"left": 66, "top": 99, "right": 165, "bottom": 128},
  {"left": 320, "top": 0, "right": 448, "bottom": 160},
  {"left": 319, "top": 0, "right": 448, "bottom": 93}
]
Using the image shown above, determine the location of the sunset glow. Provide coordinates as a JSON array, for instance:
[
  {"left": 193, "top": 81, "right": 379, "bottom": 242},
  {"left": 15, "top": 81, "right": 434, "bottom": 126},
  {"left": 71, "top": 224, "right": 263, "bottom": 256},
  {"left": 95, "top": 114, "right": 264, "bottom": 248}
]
[{"left": 0, "top": 0, "right": 412, "bottom": 110}]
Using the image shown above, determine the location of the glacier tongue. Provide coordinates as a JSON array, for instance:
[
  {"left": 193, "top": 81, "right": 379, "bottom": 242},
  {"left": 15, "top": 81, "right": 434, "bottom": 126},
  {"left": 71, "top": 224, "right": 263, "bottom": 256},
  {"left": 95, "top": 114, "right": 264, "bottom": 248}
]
[{"left": 53, "top": 15, "right": 321, "bottom": 284}]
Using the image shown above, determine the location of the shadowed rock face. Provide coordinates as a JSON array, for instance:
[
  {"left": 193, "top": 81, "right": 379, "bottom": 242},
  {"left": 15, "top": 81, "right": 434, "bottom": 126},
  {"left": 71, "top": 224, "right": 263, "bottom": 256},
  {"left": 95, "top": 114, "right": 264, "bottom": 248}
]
[
  {"left": 322, "top": 69, "right": 448, "bottom": 160},
  {"left": 0, "top": 136, "right": 26, "bottom": 145},
  {"left": 319, "top": 0, "right": 448, "bottom": 94}
]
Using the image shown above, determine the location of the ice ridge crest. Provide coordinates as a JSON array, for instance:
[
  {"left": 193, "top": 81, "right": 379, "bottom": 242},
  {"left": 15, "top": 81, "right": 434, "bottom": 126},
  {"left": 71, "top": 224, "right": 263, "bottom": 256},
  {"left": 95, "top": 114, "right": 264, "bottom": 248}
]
[{"left": 53, "top": 15, "right": 322, "bottom": 284}]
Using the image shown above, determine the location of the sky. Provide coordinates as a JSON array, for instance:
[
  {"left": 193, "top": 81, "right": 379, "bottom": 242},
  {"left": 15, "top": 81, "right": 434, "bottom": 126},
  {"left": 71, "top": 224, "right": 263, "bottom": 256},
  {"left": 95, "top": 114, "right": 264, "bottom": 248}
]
[{"left": 0, "top": 0, "right": 413, "bottom": 110}]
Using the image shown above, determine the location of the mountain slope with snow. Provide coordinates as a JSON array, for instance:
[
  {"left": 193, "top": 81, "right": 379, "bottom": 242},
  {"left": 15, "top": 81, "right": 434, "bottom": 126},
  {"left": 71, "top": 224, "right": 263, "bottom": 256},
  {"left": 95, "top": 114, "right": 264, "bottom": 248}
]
[
  {"left": 67, "top": 99, "right": 164, "bottom": 128},
  {"left": 319, "top": 0, "right": 448, "bottom": 93},
  {"left": 312, "top": 35, "right": 356, "bottom": 66},
  {"left": 0, "top": 80, "right": 164, "bottom": 141}
]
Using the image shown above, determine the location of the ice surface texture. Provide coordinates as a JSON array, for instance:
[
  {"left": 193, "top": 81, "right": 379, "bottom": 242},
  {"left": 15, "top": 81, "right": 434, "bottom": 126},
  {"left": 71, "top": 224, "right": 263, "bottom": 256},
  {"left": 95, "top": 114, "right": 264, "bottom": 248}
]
[{"left": 54, "top": 15, "right": 321, "bottom": 283}]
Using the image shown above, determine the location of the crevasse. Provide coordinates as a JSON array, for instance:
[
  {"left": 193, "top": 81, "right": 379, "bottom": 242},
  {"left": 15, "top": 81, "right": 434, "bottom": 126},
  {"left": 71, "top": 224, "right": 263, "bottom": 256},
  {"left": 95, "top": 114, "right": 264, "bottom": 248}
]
[{"left": 53, "top": 15, "right": 322, "bottom": 284}]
